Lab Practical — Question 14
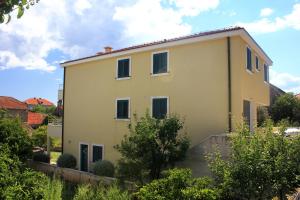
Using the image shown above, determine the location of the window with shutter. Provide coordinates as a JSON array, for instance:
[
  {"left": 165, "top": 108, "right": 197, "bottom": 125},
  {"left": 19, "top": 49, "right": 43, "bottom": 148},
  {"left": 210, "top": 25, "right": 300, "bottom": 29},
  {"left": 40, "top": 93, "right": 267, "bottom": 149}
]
[
  {"left": 256, "top": 56, "right": 259, "bottom": 71},
  {"left": 116, "top": 98, "right": 130, "bottom": 119},
  {"left": 92, "top": 145, "right": 103, "bottom": 162},
  {"left": 117, "top": 58, "right": 130, "bottom": 79},
  {"left": 264, "top": 64, "right": 269, "bottom": 82},
  {"left": 246, "top": 47, "right": 252, "bottom": 71},
  {"left": 152, "top": 52, "right": 168, "bottom": 75},
  {"left": 152, "top": 97, "right": 168, "bottom": 119}
]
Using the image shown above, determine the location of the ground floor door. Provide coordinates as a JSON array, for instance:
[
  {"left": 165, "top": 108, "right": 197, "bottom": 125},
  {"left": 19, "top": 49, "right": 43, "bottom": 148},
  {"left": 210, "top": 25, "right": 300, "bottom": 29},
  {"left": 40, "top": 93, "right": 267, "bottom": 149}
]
[
  {"left": 243, "top": 100, "right": 252, "bottom": 131},
  {"left": 80, "top": 143, "right": 88, "bottom": 172}
]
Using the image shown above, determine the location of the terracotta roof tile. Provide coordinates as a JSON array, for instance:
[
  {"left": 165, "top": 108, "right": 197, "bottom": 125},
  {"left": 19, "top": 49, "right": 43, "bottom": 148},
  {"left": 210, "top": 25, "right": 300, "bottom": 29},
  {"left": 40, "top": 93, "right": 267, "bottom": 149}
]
[
  {"left": 25, "top": 98, "right": 54, "bottom": 106},
  {"left": 27, "top": 112, "right": 46, "bottom": 125},
  {"left": 0, "top": 96, "right": 27, "bottom": 110}
]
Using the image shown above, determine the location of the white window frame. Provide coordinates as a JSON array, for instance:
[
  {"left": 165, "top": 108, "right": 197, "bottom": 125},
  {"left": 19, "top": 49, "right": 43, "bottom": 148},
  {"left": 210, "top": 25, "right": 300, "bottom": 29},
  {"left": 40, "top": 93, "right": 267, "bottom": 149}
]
[
  {"left": 115, "top": 97, "right": 131, "bottom": 120},
  {"left": 150, "top": 96, "right": 169, "bottom": 118},
  {"left": 91, "top": 144, "right": 104, "bottom": 162},
  {"left": 255, "top": 54, "right": 260, "bottom": 72},
  {"left": 116, "top": 57, "right": 131, "bottom": 80},
  {"left": 151, "top": 50, "right": 169, "bottom": 76},
  {"left": 246, "top": 46, "right": 253, "bottom": 74},
  {"left": 79, "top": 142, "right": 89, "bottom": 171}
]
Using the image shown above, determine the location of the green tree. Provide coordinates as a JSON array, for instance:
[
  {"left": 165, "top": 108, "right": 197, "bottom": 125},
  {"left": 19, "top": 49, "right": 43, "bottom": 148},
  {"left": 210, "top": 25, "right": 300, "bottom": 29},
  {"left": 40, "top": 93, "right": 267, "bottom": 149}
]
[
  {"left": 32, "top": 125, "right": 47, "bottom": 148},
  {"left": 0, "top": 0, "right": 40, "bottom": 23},
  {"left": 207, "top": 121, "right": 300, "bottom": 200},
  {"left": 0, "top": 117, "right": 32, "bottom": 161},
  {"left": 270, "top": 93, "right": 300, "bottom": 125},
  {"left": 115, "top": 112, "right": 190, "bottom": 183}
]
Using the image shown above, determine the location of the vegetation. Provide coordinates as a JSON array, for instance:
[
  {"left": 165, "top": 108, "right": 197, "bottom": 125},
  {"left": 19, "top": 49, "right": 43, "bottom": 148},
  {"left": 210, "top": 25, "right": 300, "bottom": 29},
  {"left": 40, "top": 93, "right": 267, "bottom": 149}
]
[
  {"left": 270, "top": 93, "right": 300, "bottom": 126},
  {"left": 257, "top": 106, "right": 269, "bottom": 127},
  {"left": 57, "top": 153, "right": 77, "bottom": 169},
  {"left": 0, "top": 0, "right": 40, "bottom": 23},
  {"left": 32, "top": 104, "right": 56, "bottom": 115},
  {"left": 137, "top": 168, "right": 219, "bottom": 200},
  {"left": 115, "top": 112, "right": 190, "bottom": 183},
  {"left": 0, "top": 116, "right": 32, "bottom": 161},
  {"left": 31, "top": 125, "right": 47, "bottom": 148},
  {"left": 50, "top": 151, "right": 61, "bottom": 164},
  {"left": 93, "top": 160, "right": 115, "bottom": 177},
  {"left": 32, "top": 151, "right": 50, "bottom": 163},
  {"left": 207, "top": 120, "right": 300, "bottom": 200}
]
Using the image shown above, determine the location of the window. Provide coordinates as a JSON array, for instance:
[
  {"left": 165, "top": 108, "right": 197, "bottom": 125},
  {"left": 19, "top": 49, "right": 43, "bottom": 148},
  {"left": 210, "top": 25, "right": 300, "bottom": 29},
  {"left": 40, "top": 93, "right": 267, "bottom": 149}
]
[
  {"left": 264, "top": 64, "right": 269, "bottom": 82},
  {"left": 152, "top": 97, "right": 168, "bottom": 119},
  {"left": 246, "top": 47, "right": 252, "bottom": 71},
  {"left": 92, "top": 145, "right": 103, "bottom": 162},
  {"left": 255, "top": 56, "right": 259, "bottom": 71},
  {"left": 152, "top": 51, "right": 168, "bottom": 75},
  {"left": 117, "top": 58, "right": 130, "bottom": 79},
  {"left": 116, "top": 98, "right": 130, "bottom": 119},
  {"left": 243, "top": 100, "right": 251, "bottom": 128}
]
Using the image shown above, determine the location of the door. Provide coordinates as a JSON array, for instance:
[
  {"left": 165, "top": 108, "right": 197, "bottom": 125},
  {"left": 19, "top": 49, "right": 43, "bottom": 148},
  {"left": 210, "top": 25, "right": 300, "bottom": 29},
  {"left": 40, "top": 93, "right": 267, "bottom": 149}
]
[
  {"left": 243, "top": 100, "right": 252, "bottom": 130},
  {"left": 80, "top": 144, "right": 88, "bottom": 172}
]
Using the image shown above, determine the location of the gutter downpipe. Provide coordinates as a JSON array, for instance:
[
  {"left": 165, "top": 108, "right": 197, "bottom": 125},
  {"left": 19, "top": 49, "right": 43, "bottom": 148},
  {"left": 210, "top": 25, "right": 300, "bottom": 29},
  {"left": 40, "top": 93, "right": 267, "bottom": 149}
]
[{"left": 227, "top": 37, "right": 232, "bottom": 133}]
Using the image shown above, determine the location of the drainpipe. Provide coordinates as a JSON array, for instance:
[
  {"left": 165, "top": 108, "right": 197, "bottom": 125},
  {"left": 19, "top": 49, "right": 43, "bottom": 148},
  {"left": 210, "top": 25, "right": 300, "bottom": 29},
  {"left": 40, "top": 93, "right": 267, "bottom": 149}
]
[
  {"left": 62, "top": 67, "right": 66, "bottom": 154},
  {"left": 227, "top": 37, "right": 232, "bottom": 132}
]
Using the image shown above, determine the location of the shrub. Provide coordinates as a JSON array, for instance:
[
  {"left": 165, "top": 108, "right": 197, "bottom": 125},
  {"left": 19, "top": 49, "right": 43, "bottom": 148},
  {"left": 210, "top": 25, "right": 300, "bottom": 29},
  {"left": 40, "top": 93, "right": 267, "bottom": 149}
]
[
  {"left": 44, "top": 178, "right": 63, "bottom": 200},
  {"left": 33, "top": 152, "right": 50, "bottom": 163},
  {"left": 31, "top": 125, "right": 47, "bottom": 148},
  {"left": 57, "top": 154, "right": 76, "bottom": 169},
  {"left": 115, "top": 112, "right": 190, "bottom": 182},
  {"left": 93, "top": 160, "right": 115, "bottom": 177},
  {"left": 137, "top": 168, "right": 219, "bottom": 200}
]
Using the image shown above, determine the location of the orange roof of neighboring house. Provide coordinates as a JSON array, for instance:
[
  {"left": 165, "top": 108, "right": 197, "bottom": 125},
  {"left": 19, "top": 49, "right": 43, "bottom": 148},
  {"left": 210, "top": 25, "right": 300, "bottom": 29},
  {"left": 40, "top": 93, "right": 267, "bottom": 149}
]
[
  {"left": 0, "top": 96, "right": 28, "bottom": 110},
  {"left": 25, "top": 97, "right": 54, "bottom": 106},
  {"left": 27, "top": 112, "right": 46, "bottom": 126}
]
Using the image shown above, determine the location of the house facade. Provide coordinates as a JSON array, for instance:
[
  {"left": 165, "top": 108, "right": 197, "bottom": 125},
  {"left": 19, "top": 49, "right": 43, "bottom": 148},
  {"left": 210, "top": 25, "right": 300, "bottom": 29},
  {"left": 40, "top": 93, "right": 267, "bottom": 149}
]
[
  {"left": 0, "top": 96, "right": 28, "bottom": 122},
  {"left": 61, "top": 27, "right": 272, "bottom": 172}
]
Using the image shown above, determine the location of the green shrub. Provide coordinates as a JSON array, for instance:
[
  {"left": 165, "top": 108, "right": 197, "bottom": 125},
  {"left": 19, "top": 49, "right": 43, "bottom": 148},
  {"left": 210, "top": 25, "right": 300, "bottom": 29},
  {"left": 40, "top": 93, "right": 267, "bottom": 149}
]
[
  {"left": 93, "top": 160, "right": 115, "bottom": 177},
  {"left": 57, "top": 154, "right": 76, "bottom": 169},
  {"left": 33, "top": 152, "right": 50, "bottom": 163},
  {"left": 137, "top": 168, "right": 219, "bottom": 200},
  {"left": 31, "top": 125, "right": 47, "bottom": 148},
  {"left": 44, "top": 178, "right": 63, "bottom": 200}
]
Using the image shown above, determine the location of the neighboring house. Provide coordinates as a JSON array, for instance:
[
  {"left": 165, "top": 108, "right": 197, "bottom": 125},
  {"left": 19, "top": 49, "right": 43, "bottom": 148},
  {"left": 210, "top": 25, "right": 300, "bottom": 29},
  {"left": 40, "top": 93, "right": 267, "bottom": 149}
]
[
  {"left": 270, "top": 83, "right": 285, "bottom": 105},
  {"left": 61, "top": 27, "right": 272, "bottom": 172},
  {"left": 27, "top": 111, "right": 46, "bottom": 128},
  {"left": 0, "top": 96, "right": 28, "bottom": 122},
  {"left": 25, "top": 97, "right": 54, "bottom": 110}
]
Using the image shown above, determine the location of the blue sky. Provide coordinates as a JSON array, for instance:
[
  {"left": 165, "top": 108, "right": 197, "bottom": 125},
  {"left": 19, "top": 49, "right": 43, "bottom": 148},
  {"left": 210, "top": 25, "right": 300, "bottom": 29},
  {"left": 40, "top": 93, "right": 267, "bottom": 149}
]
[{"left": 0, "top": 0, "right": 300, "bottom": 104}]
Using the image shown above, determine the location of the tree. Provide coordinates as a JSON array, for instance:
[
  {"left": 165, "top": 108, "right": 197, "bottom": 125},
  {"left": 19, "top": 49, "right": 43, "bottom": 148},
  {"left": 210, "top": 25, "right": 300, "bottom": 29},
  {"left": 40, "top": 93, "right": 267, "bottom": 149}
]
[
  {"left": 0, "top": 0, "right": 40, "bottom": 23},
  {"left": 207, "top": 121, "right": 300, "bottom": 200},
  {"left": 270, "top": 93, "right": 300, "bottom": 125},
  {"left": 115, "top": 112, "right": 190, "bottom": 183},
  {"left": 31, "top": 125, "right": 47, "bottom": 148},
  {"left": 0, "top": 117, "right": 32, "bottom": 161}
]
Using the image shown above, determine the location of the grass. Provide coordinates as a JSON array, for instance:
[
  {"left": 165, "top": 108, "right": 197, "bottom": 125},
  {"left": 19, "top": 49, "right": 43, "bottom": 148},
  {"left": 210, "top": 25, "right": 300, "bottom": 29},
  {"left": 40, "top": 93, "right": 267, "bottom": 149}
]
[{"left": 50, "top": 151, "right": 61, "bottom": 165}]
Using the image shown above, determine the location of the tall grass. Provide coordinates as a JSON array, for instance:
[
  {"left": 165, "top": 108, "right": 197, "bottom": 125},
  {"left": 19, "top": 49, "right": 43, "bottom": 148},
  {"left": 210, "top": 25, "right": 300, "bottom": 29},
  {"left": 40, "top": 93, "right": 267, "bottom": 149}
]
[{"left": 44, "top": 178, "right": 62, "bottom": 200}]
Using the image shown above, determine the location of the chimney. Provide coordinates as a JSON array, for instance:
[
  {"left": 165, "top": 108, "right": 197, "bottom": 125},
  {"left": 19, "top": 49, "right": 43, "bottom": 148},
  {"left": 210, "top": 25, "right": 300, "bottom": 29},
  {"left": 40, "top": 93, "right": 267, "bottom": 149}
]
[{"left": 104, "top": 46, "right": 113, "bottom": 53}]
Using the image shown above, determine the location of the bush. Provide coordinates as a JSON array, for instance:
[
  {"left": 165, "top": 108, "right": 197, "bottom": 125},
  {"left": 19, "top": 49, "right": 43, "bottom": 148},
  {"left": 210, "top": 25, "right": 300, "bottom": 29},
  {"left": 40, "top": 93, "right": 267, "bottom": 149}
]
[
  {"left": 137, "top": 168, "right": 219, "bottom": 200},
  {"left": 31, "top": 125, "right": 47, "bottom": 148},
  {"left": 57, "top": 154, "right": 76, "bottom": 169},
  {"left": 93, "top": 160, "right": 115, "bottom": 177},
  {"left": 33, "top": 152, "right": 50, "bottom": 163}
]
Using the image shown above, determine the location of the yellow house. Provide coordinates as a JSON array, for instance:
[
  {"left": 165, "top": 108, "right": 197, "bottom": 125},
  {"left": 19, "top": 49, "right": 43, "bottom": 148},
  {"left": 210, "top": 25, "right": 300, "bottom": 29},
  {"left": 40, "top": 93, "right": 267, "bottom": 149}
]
[{"left": 61, "top": 27, "right": 272, "bottom": 172}]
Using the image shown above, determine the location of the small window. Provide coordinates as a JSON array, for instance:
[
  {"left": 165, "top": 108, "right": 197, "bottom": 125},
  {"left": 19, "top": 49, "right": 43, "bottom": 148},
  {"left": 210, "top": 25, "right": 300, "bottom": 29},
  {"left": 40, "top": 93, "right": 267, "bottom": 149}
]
[
  {"left": 152, "top": 97, "right": 168, "bottom": 119},
  {"left": 152, "top": 51, "right": 168, "bottom": 75},
  {"left": 264, "top": 64, "right": 269, "bottom": 82},
  {"left": 116, "top": 98, "right": 130, "bottom": 119},
  {"left": 246, "top": 47, "right": 252, "bottom": 71},
  {"left": 255, "top": 56, "right": 259, "bottom": 71},
  {"left": 117, "top": 58, "right": 130, "bottom": 79},
  {"left": 92, "top": 145, "right": 103, "bottom": 162}
]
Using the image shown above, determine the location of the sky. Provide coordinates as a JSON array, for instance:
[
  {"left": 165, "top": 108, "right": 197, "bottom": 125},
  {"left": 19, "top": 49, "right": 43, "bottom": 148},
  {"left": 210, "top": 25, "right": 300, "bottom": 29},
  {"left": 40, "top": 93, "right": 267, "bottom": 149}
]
[{"left": 0, "top": 0, "right": 300, "bottom": 104}]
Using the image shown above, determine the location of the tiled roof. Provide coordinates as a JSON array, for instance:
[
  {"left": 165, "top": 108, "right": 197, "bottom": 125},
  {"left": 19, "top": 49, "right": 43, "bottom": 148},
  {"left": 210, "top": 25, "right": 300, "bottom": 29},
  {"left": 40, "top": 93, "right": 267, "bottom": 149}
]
[
  {"left": 27, "top": 112, "right": 46, "bottom": 125},
  {"left": 0, "top": 96, "right": 28, "bottom": 110},
  {"left": 25, "top": 97, "right": 54, "bottom": 106},
  {"left": 62, "top": 26, "right": 244, "bottom": 65}
]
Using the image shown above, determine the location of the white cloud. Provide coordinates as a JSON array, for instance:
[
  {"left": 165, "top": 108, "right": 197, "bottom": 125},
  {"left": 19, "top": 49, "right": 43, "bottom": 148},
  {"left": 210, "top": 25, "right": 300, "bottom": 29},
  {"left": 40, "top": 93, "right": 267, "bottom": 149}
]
[
  {"left": 260, "top": 8, "right": 273, "bottom": 17},
  {"left": 237, "top": 3, "right": 300, "bottom": 34},
  {"left": 270, "top": 69, "right": 300, "bottom": 94},
  {"left": 74, "top": 0, "right": 92, "bottom": 15},
  {"left": 113, "top": 0, "right": 220, "bottom": 42}
]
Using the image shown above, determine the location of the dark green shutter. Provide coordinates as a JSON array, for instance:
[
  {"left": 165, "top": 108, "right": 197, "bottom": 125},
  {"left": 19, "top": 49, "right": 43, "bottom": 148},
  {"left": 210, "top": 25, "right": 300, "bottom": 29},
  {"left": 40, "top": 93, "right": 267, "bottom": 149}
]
[
  {"left": 247, "top": 48, "right": 252, "bottom": 71},
  {"left": 118, "top": 59, "right": 130, "bottom": 78},
  {"left": 93, "top": 146, "right": 103, "bottom": 162},
  {"left": 243, "top": 100, "right": 250, "bottom": 128},
  {"left": 153, "top": 52, "right": 167, "bottom": 74},
  {"left": 117, "top": 100, "right": 129, "bottom": 119},
  {"left": 152, "top": 98, "right": 167, "bottom": 119}
]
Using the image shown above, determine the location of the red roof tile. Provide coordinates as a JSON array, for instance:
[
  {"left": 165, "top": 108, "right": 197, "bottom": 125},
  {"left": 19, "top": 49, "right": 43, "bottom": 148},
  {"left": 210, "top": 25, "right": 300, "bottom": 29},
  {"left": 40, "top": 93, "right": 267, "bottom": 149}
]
[
  {"left": 25, "top": 97, "right": 54, "bottom": 106},
  {"left": 0, "top": 96, "right": 28, "bottom": 110},
  {"left": 27, "top": 112, "right": 46, "bottom": 125}
]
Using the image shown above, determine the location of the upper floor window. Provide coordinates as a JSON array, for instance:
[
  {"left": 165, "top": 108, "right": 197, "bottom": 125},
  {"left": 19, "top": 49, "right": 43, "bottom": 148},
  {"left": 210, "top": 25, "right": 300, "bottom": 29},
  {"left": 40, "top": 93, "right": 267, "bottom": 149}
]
[
  {"left": 246, "top": 47, "right": 252, "bottom": 71},
  {"left": 264, "top": 64, "right": 269, "bottom": 82},
  {"left": 116, "top": 98, "right": 130, "bottom": 119},
  {"left": 152, "top": 97, "right": 168, "bottom": 119},
  {"left": 255, "top": 56, "right": 259, "bottom": 71},
  {"left": 117, "top": 58, "right": 130, "bottom": 79},
  {"left": 92, "top": 144, "right": 103, "bottom": 162},
  {"left": 152, "top": 51, "right": 168, "bottom": 75}
]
